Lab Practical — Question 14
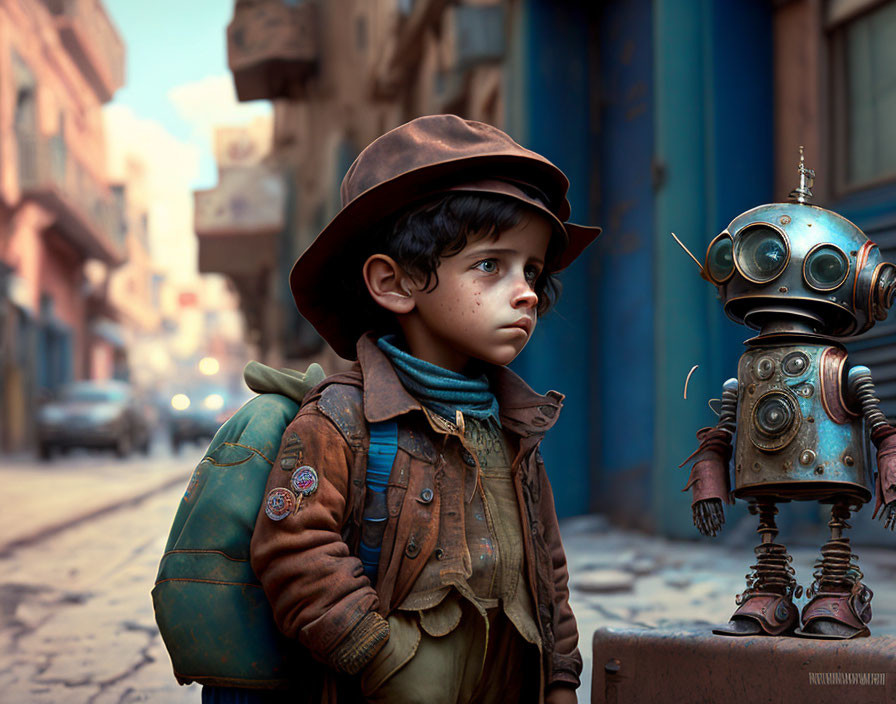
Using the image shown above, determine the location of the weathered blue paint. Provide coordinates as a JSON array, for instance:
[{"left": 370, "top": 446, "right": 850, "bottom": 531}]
[
  {"left": 592, "top": 0, "right": 656, "bottom": 529},
  {"left": 507, "top": 0, "right": 594, "bottom": 518},
  {"left": 734, "top": 344, "right": 870, "bottom": 493},
  {"left": 653, "top": 0, "right": 773, "bottom": 537}
]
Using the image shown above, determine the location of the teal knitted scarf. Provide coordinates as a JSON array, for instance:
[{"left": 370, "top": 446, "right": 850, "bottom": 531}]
[{"left": 376, "top": 335, "right": 500, "bottom": 424}]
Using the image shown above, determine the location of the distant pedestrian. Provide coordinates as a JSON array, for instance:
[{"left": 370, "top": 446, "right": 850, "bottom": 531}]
[{"left": 249, "top": 115, "right": 599, "bottom": 703}]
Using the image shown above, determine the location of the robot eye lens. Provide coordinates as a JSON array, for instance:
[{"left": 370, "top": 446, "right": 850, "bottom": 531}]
[
  {"left": 706, "top": 235, "right": 734, "bottom": 282},
  {"left": 804, "top": 245, "right": 849, "bottom": 291},
  {"left": 734, "top": 225, "right": 789, "bottom": 283}
]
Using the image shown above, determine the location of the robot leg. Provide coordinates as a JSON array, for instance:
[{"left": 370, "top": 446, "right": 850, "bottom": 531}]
[
  {"left": 713, "top": 498, "right": 800, "bottom": 636},
  {"left": 796, "top": 501, "right": 872, "bottom": 639}
]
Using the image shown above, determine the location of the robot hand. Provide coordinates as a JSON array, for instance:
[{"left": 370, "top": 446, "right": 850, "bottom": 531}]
[
  {"left": 881, "top": 502, "right": 896, "bottom": 531},
  {"left": 693, "top": 498, "right": 725, "bottom": 537}
]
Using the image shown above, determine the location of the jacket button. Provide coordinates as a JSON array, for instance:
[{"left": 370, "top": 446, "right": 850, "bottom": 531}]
[
  {"left": 418, "top": 488, "right": 434, "bottom": 504},
  {"left": 405, "top": 536, "right": 420, "bottom": 558},
  {"left": 461, "top": 449, "right": 476, "bottom": 466}
]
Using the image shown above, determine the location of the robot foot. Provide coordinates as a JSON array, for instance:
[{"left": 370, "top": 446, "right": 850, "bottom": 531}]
[
  {"left": 712, "top": 592, "right": 798, "bottom": 637},
  {"left": 795, "top": 589, "right": 872, "bottom": 639}
]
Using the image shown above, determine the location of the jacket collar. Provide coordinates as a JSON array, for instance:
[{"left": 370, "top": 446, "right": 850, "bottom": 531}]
[{"left": 355, "top": 332, "right": 564, "bottom": 438}]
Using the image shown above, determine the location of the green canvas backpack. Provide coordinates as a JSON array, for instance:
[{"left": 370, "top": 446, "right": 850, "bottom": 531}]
[
  {"left": 152, "top": 363, "right": 324, "bottom": 689},
  {"left": 152, "top": 361, "right": 399, "bottom": 690}
]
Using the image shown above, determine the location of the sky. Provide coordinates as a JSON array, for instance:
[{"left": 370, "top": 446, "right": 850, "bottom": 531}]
[
  {"left": 101, "top": 1, "right": 271, "bottom": 282},
  {"left": 104, "top": 0, "right": 270, "bottom": 189}
]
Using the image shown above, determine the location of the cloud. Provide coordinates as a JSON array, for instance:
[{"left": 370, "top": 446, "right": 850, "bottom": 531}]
[
  {"left": 103, "top": 103, "right": 202, "bottom": 282},
  {"left": 167, "top": 73, "right": 272, "bottom": 154}
]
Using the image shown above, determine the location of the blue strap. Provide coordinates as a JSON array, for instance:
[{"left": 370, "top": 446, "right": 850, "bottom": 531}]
[{"left": 360, "top": 420, "right": 398, "bottom": 585}]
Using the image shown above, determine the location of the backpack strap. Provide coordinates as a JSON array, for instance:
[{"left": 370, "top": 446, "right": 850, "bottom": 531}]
[
  {"left": 314, "top": 379, "right": 399, "bottom": 587},
  {"left": 359, "top": 420, "right": 398, "bottom": 585}
]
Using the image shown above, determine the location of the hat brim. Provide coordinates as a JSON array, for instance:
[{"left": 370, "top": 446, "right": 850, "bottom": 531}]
[{"left": 291, "top": 156, "right": 601, "bottom": 359}]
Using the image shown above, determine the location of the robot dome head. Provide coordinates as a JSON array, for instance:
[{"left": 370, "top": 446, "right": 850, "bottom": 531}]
[{"left": 704, "top": 150, "right": 896, "bottom": 336}]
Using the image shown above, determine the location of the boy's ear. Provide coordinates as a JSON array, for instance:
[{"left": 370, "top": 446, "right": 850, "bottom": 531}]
[{"left": 363, "top": 254, "right": 416, "bottom": 314}]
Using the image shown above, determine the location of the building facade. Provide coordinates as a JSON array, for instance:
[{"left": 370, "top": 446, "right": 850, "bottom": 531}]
[
  {"left": 0, "top": 0, "right": 125, "bottom": 451},
  {"left": 218, "top": 0, "right": 896, "bottom": 537}
]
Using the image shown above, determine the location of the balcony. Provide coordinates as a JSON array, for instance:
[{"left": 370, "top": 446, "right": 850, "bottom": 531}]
[
  {"left": 369, "top": 0, "right": 449, "bottom": 98},
  {"left": 17, "top": 132, "right": 125, "bottom": 265},
  {"left": 194, "top": 166, "right": 286, "bottom": 277},
  {"left": 41, "top": 0, "right": 125, "bottom": 103},
  {"left": 449, "top": 4, "right": 505, "bottom": 73},
  {"left": 228, "top": 0, "right": 319, "bottom": 102}
]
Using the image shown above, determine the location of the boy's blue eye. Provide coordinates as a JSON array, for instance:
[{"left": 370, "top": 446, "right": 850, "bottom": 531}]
[{"left": 475, "top": 260, "right": 497, "bottom": 273}]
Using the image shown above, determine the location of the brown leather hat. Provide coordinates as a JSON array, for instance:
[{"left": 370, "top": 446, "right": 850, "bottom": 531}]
[{"left": 290, "top": 114, "right": 601, "bottom": 359}]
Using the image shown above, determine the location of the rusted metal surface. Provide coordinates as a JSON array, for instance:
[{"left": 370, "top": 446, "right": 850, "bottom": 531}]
[
  {"left": 592, "top": 625, "right": 896, "bottom": 703},
  {"left": 733, "top": 343, "right": 870, "bottom": 502}
]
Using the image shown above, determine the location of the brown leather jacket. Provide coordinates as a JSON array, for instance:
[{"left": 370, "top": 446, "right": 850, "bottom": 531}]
[{"left": 250, "top": 334, "right": 582, "bottom": 699}]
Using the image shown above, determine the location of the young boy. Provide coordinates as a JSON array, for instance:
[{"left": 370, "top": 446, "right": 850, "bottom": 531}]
[{"left": 250, "top": 115, "right": 600, "bottom": 703}]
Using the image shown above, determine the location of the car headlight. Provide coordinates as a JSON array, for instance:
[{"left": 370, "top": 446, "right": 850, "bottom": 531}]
[
  {"left": 90, "top": 406, "right": 121, "bottom": 424},
  {"left": 40, "top": 407, "right": 66, "bottom": 424},
  {"left": 203, "top": 394, "right": 224, "bottom": 411}
]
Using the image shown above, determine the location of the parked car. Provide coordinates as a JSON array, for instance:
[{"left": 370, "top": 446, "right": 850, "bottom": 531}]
[
  {"left": 167, "top": 386, "right": 250, "bottom": 453},
  {"left": 36, "top": 380, "right": 152, "bottom": 460}
]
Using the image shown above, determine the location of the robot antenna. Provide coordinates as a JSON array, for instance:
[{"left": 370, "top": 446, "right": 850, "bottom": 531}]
[
  {"left": 670, "top": 233, "right": 705, "bottom": 275},
  {"left": 788, "top": 145, "right": 815, "bottom": 204}
]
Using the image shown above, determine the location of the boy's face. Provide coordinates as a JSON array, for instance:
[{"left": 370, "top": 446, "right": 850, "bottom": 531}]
[{"left": 402, "top": 213, "right": 553, "bottom": 373}]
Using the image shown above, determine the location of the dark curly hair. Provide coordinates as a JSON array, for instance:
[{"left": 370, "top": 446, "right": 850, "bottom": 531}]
[{"left": 342, "top": 192, "right": 563, "bottom": 337}]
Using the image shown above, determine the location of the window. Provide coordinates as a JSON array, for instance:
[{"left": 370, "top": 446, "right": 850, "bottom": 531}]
[{"left": 833, "top": 1, "right": 896, "bottom": 189}]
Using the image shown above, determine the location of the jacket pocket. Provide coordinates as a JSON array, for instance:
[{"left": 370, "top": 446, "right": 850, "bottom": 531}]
[
  {"left": 359, "top": 611, "right": 421, "bottom": 696},
  {"left": 204, "top": 441, "right": 260, "bottom": 467}
]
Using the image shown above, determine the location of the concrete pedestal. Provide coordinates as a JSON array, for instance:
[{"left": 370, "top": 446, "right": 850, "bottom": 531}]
[{"left": 592, "top": 625, "right": 896, "bottom": 703}]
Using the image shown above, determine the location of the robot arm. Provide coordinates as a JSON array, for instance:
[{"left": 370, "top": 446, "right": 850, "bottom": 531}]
[
  {"left": 848, "top": 365, "right": 896, "bottom": 530},
  {"left": 680, "top": 378, "right": 738, "bottom": 537}
]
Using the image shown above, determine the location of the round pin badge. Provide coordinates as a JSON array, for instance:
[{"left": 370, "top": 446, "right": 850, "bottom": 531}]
[
  {"left": 290, "top": 466, "right": 319, "bottom": 496},
  {"left": 265, "top": 487, "right": 296, "bottom": 521}
]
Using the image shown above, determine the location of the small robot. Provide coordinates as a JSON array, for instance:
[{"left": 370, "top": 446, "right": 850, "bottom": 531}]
[{"left": 680, "top": 149, "right": 896, "bottom": 639}]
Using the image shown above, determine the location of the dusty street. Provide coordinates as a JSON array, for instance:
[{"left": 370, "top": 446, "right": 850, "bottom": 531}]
[
  {"left": 0, "top": 449, "right": 200, "bottom": 704},
  {"left": 1, "top": 446, "right": 895, "bottom": 703}
]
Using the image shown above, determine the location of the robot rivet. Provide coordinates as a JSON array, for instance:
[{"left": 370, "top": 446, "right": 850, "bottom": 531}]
[
  {"left": 748, "top": 383, "right": 756, "bottom": 395},
  {"left": 807, "top": 416, "right": 815, "bottom": 423},
  {"left": 779, "top": 286, "right": 788, "bottom": 293},
  {"left": 784, "top": 460, "right": 793, "bottom": 470},
  {"left": 815, "top": 466, "right": 824, "bottom": 475},
  {"left": 779, "top": 215, "right": 791, "bottom": 225},
  {"left": 800, "top": 450, "right": 816, "bottom": 465},
  {"left": 753, "top": 462, "right": 762, "bottom": 472},
  {"left": 844, "top": 455, "right": 855, "bottom": 466},
  {"left": 798, "top": 384, "right": 814, "bottom": 398}
]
